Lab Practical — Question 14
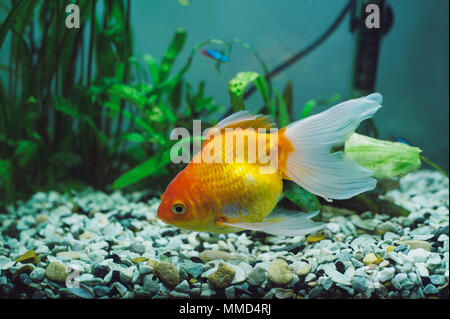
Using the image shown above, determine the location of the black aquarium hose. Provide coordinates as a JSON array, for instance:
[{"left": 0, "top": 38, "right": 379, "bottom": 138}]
[{"left": 243, "top": 0, "right": 355, "bottom": 100}]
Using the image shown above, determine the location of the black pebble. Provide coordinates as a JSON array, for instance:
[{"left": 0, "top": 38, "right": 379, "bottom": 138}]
[
  {"left": 190, "top": 256, "right": 203, "bottom": 263},
  {"left": 293, "top": 280, "right": 306, "bottom": 293},
  {"left": 93, "top": 265, "right": 109, "bottom": 278},
  {"left": 289, "top": 244, "right": 305, "bottom": 254},
  {"left": 111, "top": 270, "right": 121, "bottom": 282},
  {"left": 197, "top": 242, "right": 205, "bottom": 252},
  {"left": 106, "top": 253, "right": 121, "bottom": 264},
  {"left": 335, "top": 261, "right": 346, "bottom": 274},
  {"left": 247, "top": 285, "right": 260, "bottom": 296},
  {"left": 109, "top": 286, "right": 119, "bottom": 297},
  {"left": 161, "top": 230, "right": 177, "bottom": 237},
  {"left": 316, "top": 269, "right": 325, "bottom": 277},
  {"left": 422, "top": 276, "right": 431, "bottom": 286},
  {"left": 116, "top": 211, "right": 133, "bottom": 220},
  {"left": 412, "top": 216, "right": 425, "bottom": 226},
  {"left": 105, "top": 240, "right": 114, "bottom": 250},
  {"left": 3, "top": 222, "right": 19, "bottom": 238},
  {"left": 248, "top": 259, "right": 258, "bottom": 267}
]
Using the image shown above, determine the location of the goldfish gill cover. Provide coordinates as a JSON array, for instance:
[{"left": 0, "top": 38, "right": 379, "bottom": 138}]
[{"left": 0, "top": 0, "right": 448, "bottom": 306}]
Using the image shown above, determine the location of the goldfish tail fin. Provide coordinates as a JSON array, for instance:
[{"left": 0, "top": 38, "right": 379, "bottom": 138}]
[
  {"left": 222, "top": 209, "right": 324, "bottom": 237},
  {"left": 279, "top": 93, "right": 382, "bottom": 201}
]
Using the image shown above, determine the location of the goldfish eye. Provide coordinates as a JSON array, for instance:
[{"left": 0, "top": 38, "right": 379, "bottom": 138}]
[{"left": 172, "top": 202, "right": 186, "bottom": 215}]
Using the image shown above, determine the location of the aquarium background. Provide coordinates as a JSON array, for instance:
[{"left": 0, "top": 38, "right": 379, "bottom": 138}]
[
  {"left": 131, "top": 0, "right": 449, "bottom": 165},
  {"left": 0, "top": 0, "right": 449, "bottom": 302},
  {"left": 0, "top": 0, "right": 448, "bottom": 203}
]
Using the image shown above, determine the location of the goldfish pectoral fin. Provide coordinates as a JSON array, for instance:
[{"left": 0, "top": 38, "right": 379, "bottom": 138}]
[
  {"left": 222, "top": 209, "right": 324, "bottom": 237},
  {"left": 279, "top": 93, "right": 382, "bottom": 201}
]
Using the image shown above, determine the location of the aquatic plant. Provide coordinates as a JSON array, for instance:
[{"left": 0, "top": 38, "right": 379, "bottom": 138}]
[
  {"left": 344, "top": 133, "right": 422, "bottom": 179},
  {"left": 0, "top": 1, "right": 225, "bottom": 203},
  {"left": 0, "top": 0, "right": 136, "bottom": 203}
]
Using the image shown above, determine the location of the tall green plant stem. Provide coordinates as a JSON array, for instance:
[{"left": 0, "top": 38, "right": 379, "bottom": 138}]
[
  {"left": 420, "top": 155, "right": 449, "bottom": 179},
  {"left": 114, "top": 0, "right": 132, "bottom": 171}
]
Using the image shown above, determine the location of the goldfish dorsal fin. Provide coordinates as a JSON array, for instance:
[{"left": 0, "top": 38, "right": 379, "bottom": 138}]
[
  {"left": 199, "top": 111, "right": 276, "bottom": 154},
  {"left": 213, "top": 111, "right": 276, "bottom": 131}
]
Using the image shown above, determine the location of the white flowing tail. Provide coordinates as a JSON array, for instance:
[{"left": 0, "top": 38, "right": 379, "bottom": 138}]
[{"left": 280, "top": 93, "right": 383, "bottom": 201}]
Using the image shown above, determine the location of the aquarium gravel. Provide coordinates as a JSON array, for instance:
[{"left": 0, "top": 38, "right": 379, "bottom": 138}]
[{"left": 0, "top": 170, "right": 448, "bottom": 299}]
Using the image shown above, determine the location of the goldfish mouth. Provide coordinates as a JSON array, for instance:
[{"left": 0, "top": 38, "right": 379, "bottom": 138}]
[
  {"left": 156, "top": 214, "right": 173, "bottom": 227},
  {"left": 156, "top": 205, "right": 169, "bottom": 224}
]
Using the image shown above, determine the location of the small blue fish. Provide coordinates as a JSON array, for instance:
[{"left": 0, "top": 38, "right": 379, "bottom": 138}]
[
  {"left": 391, "top": 136, "right": 412, "bottom": 145},
  {"left": 202, "top": 49, "right": 229, "bottom": 62}
]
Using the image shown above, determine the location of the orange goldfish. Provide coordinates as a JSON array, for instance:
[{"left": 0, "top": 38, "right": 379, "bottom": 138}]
[{"left": 157, "top": 93, "right": 382, "bottom": 236}]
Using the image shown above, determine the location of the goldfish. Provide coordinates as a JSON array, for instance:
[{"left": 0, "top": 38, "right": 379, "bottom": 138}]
[{"left": 157, "top": 93, "right": 383, "bottom": 236}]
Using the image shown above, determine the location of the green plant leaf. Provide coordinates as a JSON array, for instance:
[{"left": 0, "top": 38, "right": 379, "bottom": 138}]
[
  {"left": 228, "top": 71, "right": 268, "bottom": 111},
  {"left": 159, "top": 28, "right": 187, "bottom": 82},
  {"left": 121, "top": 132, "right": 147, "bottom": 143},
  {"left": 10, "top": 26, "right": 33, "bottom": 99},
  {"left": 107, "top": 84, "right": 148, "bottom": 108},
  {"left": 13, "top": 140, "right": 38, "bottom": 167},
  {"left": 233, "top": 38, "right": 269, "bottom": 76},
  {"left": 282, "top": 81, "right": 293, "bottom": 118},
  {"left": 158, "top": 102, "right": 177, "bottom": 123},
  {"left": 300, "top": 99, "right": 317, "bottom": 119},
  {"left": 344, "top": 133, "right": 422, "bottom": 179},
  {"left": 47, "top": 151, "right": 81, "bottom": 168},
  {"left": 169, "top": 80, "right": 183, "bottom": 111},
  {"left": 253, "top": 76, "right": 270, "bottom": 105},
  {"left": 155, "top": 37, "right": 230, "bottom": 93},
  {"left": 113, "top": 150, "right": 171, "bottom": 189},
  {"left": 0, "top": 159, "right": 13, "bottom": 203},
  {"left": 143, "top": 54, "right": 160, "bottom": 84},
  {"left": 0, "top": 133, "right": 14, "bottom": 147},
  {"left": 284, "top": 184, "right": 321, "bottom": 212},
  {"left": 53, "top": 97, "right": 108, "bottom": 144},
  {"left": 419, "top": 155, "right": 449, "bottom": 178},
  {"left": 122, "top": 146, "right": 148, "bottom": 164},
  {"left": 275, "top": 88, "right": 290, "bottom": 127},
  {"left": 0, "top": 0, "right": 28, "bottom": 50},
  {"left": 103, "top": 101, "right": 159, "bottom": 139}
]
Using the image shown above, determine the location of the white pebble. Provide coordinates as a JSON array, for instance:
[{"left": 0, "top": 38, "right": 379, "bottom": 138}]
[
  {"left": 407, "top": 248, "right": 430, "bottom": 263},
  {"left": 376, "top": 267, "right": 396, "bottom": 282},
  {"left": 416, "top": 263, "right": 429, "bottom": 277}
]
